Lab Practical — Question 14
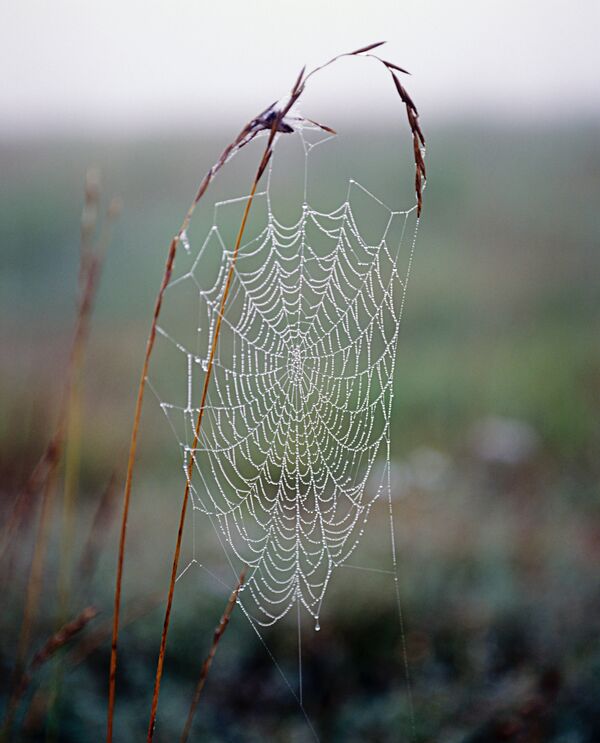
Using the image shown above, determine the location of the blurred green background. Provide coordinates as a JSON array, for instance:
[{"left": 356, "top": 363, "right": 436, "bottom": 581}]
[{"left": 1, "top": 117, "right": 599, "bottom": 743}]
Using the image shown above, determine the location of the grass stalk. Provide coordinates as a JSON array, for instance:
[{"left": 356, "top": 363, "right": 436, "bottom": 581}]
[{"left": 49, "top": 188, "right": 119, "bottom": 738}]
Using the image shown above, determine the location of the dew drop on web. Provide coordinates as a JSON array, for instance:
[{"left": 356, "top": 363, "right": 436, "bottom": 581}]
[{"left": 180, "top": 229, "right": 191, "bottom": 254}]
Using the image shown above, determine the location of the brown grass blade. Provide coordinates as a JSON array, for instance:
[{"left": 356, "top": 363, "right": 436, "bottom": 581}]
[
  {"left": 292, "top": 65, "right": 306, "bottom": 95},
  {"left": 107, "top": 234, "right": 177, "bottom": 743},
  {"left": 23, "top": 592, "right": 159, "bottom": 736},
  {"left": 413, "top": 135, "right": 426, "bottom": 176},
  {"left": 350, "top": 41, "right": 386, "bottom": 55},
  {"left": 30, "top": 607, "right": 99, "bottom": 670},
  {"left": 180, "top": 571, "right": 246, "bottom": 743},
  {"left": 391, "top": 71, "right": 418, "bottom": 115},
  {"left": 7, "top": 467, "right": 60, "bottom": 714},
  {"left": 382, "top": 59, "right": 411, "bottom": 75},
  {"left": 0, "top": 183, "right": 121, "bottom": 572},
  {"left": 256, "top": 148, "right": 273, "bottom": 182},
  {"left": 389, "top": 70, "right": 426, "bottom": 214},
  {"left": 0, "top": 431, "right": 62, "bottom": 567},
  {"left": 304, "top": 118, "right": 337, "bottom": 135},
  {"left": 0, "top": 177, "right": 110, "bottom": 567}
]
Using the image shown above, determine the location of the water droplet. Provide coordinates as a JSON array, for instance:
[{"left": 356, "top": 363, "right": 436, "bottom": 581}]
[
  {"left": 180, "top": 229, "right": 191, "bottom": 253},
  {"left": 315, "top": 619, "right": 320, "bottom": 631}
]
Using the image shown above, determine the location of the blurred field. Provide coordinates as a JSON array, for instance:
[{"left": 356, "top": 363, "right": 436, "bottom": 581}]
[{"left": 1, "top": 122, "right": 599, "bottom": 742}]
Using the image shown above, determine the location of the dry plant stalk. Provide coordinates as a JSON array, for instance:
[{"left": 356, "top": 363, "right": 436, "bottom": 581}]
[
  {"left": 55, "top": 177, "right": 107, "bottom": 660},
  {"left": 180, "top": 571, "right": 246, "bottom": 743},
  {"left": 107, "top": 231, "right": 178, "bottom": 743},
  {"left": 2, "top": 607, "right": 98, "bottom": 739},
  {"left": 104, "top": 41, "right": 424, "bottom": 742},
  {"left": 3, "top": 179, "right": 117, "bottom": 741},
  {"left": 0, "top": 178, "right": 119, "bottom": 567}
]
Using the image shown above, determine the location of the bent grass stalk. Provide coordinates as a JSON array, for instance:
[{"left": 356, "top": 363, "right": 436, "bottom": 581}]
[
  {"left": 144, "top": 48, "right": 424, "bottom": 738},
  {"left": 106, "top": 42, "right": 423, "bottom": 742}
]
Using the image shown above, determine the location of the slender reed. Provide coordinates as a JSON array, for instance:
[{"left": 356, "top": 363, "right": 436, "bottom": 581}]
[
  {"left": 49, "top": 194, "right": 119, "bottom": 723},
  {"left": 180, "top": 570, "right": 246, "bottom": 743}
]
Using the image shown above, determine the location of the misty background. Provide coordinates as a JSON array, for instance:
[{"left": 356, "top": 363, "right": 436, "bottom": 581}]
[
  {"left": 2, "top": 0, "right": 600, "bottom": 132},
  {"left": 1, "top": 2, "right": 599, "bottom": 742}
]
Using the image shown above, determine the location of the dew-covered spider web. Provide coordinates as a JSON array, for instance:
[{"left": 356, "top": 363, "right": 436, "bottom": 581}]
[
  {"left": 150, "top": 120, "right": 421, "bottom": 640},
  {"left": 150, "top": 121, "right": 421, "bottom": 638}
]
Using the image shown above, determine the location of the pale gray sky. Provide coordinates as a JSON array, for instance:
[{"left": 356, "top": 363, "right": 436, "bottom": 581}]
[{"left": 2, "top": 0, "right": 599, "bottom": 133}]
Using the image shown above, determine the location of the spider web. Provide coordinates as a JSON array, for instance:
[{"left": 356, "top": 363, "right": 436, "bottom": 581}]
[{"left": 150, "top": 122, "right": 421, "bottom": 633}]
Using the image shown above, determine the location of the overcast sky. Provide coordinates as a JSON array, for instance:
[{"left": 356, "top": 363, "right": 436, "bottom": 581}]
[{"left": 2, "top": 0, "right": 599, "bottom": 134}]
